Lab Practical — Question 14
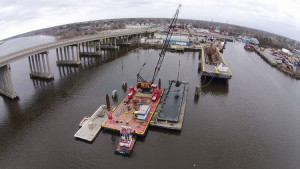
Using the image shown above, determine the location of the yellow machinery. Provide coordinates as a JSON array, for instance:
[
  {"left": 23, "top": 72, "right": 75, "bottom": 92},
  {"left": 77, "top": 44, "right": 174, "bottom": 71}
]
[{"left": 137, "top": 80, "right": 152, "bottom": 90}]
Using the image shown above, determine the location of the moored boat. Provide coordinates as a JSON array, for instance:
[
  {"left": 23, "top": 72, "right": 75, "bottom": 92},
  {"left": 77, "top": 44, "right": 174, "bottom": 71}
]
[
  {"left": 244, "top": 44, "right": 255, "bottom": 51},
  {"left": 115, "top": 126, "right": 136, "bottom": 156}
]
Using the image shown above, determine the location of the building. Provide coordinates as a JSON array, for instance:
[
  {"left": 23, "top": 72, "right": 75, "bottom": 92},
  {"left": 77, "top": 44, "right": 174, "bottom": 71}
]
[{"left": 250, "top": 38, "right": 259, "bottom": 45}]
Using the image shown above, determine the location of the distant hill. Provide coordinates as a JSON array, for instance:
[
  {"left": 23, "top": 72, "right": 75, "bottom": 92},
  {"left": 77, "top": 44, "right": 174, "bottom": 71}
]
[{"left": 5, "top": 18, "right": 299, "bottom": 50}]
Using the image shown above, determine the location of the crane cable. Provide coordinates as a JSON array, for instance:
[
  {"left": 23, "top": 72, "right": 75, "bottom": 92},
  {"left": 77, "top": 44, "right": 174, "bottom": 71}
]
[
  {"left": 145, "top": 50, "right": 159, "bottom": 81},
  {"left": 138, "top": 49, "right": 155, "bottom": 77},
  {"left": 176, "top": 57, "right": 181, "bottom": 82}
]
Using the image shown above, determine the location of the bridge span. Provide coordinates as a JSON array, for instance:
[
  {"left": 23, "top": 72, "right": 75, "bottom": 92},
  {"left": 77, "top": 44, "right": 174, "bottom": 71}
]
[{"left": 0, "top": 28, "right": 150, "bottom": 100}]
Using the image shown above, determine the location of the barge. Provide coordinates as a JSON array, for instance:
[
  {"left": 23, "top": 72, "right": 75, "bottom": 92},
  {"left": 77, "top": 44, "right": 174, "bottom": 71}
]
[
  {"left": 102, "top": 85, "right": 163, "bottom": 136},
  {"left": 150, "top": 80, "right": 188, "bottom": 130},
  {"left": 200, "top": 46, "right": 232, "bottom": 79}
]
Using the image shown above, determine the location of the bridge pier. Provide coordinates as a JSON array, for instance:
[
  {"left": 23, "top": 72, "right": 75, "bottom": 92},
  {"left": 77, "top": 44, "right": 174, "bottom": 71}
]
[
  {"left": 113, "top": 37, "right": 118, "bottom": 49},
  {"left": 56, "top": 45, "right": 81, "bottom": 66},
  {"left": 116, "top": 36, "right": 121, "bottom": 44},
  {"left": 0, "top": 65, "right": 18, "bottom": 100},
  {"left": 101, "top": 37, "right": 118, "bottom": 50},
  {"left": 98, "top": 40, "right": 101, "bottom": 53},
  {"left": 79, "top": 40, "right": 102, "bottom": 56},
  {"left": 121, "top": 36, "right": 125, "bottom": 43},
  {"left": 102, "top": 39, "right": 107, "bottom": 48},
  {"left": 28, "top": 51, "right": 54, "bottom": 79}
]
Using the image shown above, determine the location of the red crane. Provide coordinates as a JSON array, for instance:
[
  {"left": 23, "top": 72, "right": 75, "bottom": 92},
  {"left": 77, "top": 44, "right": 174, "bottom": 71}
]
[{"left": 222, "top": 21, "right": 228, "bottom": 35}]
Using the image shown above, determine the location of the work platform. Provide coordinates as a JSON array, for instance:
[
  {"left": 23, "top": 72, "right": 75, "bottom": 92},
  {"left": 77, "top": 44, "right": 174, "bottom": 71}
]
[
  {"left": 102, "top": 87, "right": 164, "bottom": 136},
  {"left": 74, "top": 105, "right": 108, "bottom": 142},
  {"left": 150, "top": 81, "right": 189, "bottom": 130}
]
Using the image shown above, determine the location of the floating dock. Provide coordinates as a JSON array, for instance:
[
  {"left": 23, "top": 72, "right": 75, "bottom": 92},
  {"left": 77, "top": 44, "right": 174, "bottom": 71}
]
[
  {"left": 74, "top": 105, "right": 108, "bottom": 142},
  {"left": 150, "top": 81, "right": 189, "bottom": 130},
  {"left": 102, "top": 87, "right": 164, "bottom": 136}
]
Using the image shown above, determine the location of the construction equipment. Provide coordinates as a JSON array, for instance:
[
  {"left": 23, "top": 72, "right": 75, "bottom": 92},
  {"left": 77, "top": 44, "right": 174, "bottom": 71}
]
[
  {"left": 209, "top": 18, "right": 215, "bottom": 33},
  {"left": 137, "top": 4, "right": 181, "bottom": 91},
  {"left": 222, "top": 21, "right": 228, "bottom": 35}
]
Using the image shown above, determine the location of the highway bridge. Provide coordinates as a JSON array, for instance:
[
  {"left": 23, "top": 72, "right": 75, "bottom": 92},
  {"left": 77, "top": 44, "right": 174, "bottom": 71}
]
[{"left": 0, "top": 28, "right": 149, "bottom": 100}]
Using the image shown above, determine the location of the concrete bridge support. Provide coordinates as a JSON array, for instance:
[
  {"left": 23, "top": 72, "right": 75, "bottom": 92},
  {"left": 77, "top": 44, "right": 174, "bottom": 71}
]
[
  {"left": 98, "top": 40, "right": 101, "bottom": 53},
  {"left": 0, "top": 65, "right": 18, "bottom": 100},
  {"left": 101, "top": 37, "right": 118, "bottom": 49},
  {"left": 106, "top": 39, "right": 110, "bottom": 47},
  {"left": 104, "top": 38, "right": 108, "bottom": 48},
  {"left": 121, "top": 36, "right": 125, "bottom": 43},
  {"left": 28, "top": 51, "right": 54, "bottom": 79},
  {"left": 116, "top": 36, "right": 121, "bottom": 44},
  {"left": 117, "top": 35, "right": 136, "bottom": 46},
  {"left": 56, "top": 45, "right": 81, "bottom": 66},
  {"left": 110, "top": 38, "right": 113, "bottom": 47},
  {"left": 114, "top": 38, "right": 117, "bottom": 48},
  {"left": 79, "top": 40, "right": 101, "bottom": 56}
]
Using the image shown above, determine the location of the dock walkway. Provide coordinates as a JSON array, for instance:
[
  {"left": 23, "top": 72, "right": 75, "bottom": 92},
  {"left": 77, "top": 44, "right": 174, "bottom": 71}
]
[{"left": 74, "top": 105, "right": 107, "bottom": 142}]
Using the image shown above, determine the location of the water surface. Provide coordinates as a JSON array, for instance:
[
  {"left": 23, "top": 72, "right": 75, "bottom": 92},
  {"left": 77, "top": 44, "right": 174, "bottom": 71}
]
[{"left": 0, "top": 41, "right": 299, "bottom": 169}]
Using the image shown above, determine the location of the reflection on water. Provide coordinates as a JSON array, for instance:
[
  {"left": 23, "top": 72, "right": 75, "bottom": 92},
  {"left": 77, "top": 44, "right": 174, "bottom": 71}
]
[
  {"left": 31, "top": 78, "right": 55, "bottom": 88},
  {"left": 200, "top": 76, "right": 229, "bottom": 96},
  {"left": 58, "top": 66, "right": 80, "bottom": 77}
]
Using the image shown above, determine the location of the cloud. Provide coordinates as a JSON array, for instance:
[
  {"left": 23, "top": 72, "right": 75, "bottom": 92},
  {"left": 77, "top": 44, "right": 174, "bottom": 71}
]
[{"left": 0, "top": 0, "right": 299, "bottom": 41}]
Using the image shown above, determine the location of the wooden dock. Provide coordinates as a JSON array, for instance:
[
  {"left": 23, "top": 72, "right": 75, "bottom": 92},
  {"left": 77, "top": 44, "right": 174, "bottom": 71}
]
[{"left": 74, "top": 105, "right": 108, "bottom": 142}]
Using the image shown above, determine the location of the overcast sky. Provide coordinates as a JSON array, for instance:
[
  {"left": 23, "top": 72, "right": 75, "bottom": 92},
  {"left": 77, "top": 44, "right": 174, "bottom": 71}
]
[{"left": 1, "top": 0, "right": 300, "bottom": 41}]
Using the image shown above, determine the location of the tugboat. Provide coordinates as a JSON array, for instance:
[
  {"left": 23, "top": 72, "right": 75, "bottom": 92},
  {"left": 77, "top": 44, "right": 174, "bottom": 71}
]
[{"left": 115, "top": 126, "right": 136, "bottom": 156}]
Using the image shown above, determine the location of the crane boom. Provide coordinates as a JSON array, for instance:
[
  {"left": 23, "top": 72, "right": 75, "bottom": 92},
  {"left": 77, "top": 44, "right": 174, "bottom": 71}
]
[
  {"left": 151, "top": 4, "right": 181, "bottom": 84},
  {"left": 137, "top": 4, "right": 181, "bottom": 90}
]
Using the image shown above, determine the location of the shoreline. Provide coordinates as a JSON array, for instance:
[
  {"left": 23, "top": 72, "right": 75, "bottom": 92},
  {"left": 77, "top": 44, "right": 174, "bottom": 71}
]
[
  {"left": 136, "top": 42, "right": 300, "bottom": 80},
  {"left": 254, "top": 47, "right": 300, "bottom": 80}
]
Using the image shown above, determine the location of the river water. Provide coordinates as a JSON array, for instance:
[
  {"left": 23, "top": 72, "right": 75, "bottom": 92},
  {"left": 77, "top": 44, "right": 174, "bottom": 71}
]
[{"left": 0, "top": 40, "right": 299, "bottom": 169}]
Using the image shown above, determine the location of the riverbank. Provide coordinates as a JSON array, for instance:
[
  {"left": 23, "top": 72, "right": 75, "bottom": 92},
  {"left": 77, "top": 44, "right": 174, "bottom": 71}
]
[{"left": 254, "top": 47, "right": 300, "bottom": 80}]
